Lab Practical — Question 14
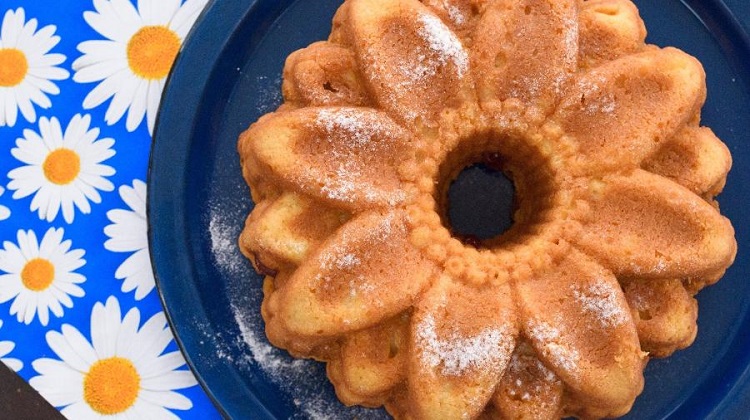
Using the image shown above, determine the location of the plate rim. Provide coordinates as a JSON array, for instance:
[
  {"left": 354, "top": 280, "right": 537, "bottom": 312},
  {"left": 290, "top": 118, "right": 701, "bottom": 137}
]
[{"left": 148, "top": 0, "right": 268, "bottom": 417}]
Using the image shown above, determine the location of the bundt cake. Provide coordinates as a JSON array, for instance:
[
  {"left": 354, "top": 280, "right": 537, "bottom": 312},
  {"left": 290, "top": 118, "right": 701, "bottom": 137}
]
[{"left": 237, "top": 0, "right": 737, "bottom": 418}]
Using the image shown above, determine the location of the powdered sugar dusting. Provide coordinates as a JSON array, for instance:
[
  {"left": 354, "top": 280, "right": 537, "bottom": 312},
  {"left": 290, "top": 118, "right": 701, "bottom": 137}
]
[
  {"left": 562, "top": 15, "right": 579, "bottom": 70},
  {"left": 441, "top": 0, "right": 466, "bottom": 26},
  {"left": 311, "top": 109, "right": 406, "bottom": 206},
  {"left": 368, "top": 210, "right": 398, "bottom": 242},
  {"left": 578, "top": 75, "right": 617, "bottom": 115},
  {"left": 253, "top": 75, "right": 283, "bottom": 114},
  {"left": 632, "top": 258, "right": 668, "bottom": 275},
  {"left": 230, "top": 300, "right": 389, "bottom": 419},
  {"left": 316, "top": 244, "right": 364, "bottom": 296},
  {"left": 416, "top": 314, "right": 513, "bottom": 376},
  {"left": 316, "top": 108, "right": 390, "bottom": 148},
  {"left": 206, "top": 193, "right": 385, "bottom": 417},
  {"left": 328, "top": 252, "right": 361, "bottom": 270},
  {"left": 526, "top": 320, "right": 580, "bottom": 378},
  {"left": 313, "top": 212, "right": 398, "bottom": 308},
  {"left": 320, "top": 166, "right": 359, "bottom": 203},
  {"left": 417, "top": 12, "right": 469, "bottom": 77},
  {"left": 357, "top": 10, "right": 468, "bottom": 122},
  {"left": 504, "top": 351, "right": 559, "bottom": 402},
  {"left": 573, "top": 281, "right": 629, "bottom": 328},
  {"left": 553, "top": 14, "right": 579, "bottom": 95},
  {"left": 209, "top": 202, "right": 246, "bottom": 277},
  {"left": 234, "top": 304, "right": 307, "bottom": 374},
  {"left": 316, "top": 211, "right": 397, "bottom": 273}
]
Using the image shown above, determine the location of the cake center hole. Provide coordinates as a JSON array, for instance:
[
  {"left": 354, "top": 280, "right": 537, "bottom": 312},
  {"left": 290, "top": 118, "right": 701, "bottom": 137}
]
[{"left": 446, "top": 159, "right": 515, "bottom": 244}]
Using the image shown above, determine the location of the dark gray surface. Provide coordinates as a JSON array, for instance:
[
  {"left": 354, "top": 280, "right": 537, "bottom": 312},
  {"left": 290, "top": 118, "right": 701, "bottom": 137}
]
[{"left": 0, "top": 362, "right": 63, "bottom": 419}]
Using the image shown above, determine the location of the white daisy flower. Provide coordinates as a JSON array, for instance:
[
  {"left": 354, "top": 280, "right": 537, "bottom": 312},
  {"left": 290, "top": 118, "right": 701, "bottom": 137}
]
[
  {"left": 7, "top": 114, "right": 116, "bottom": 224},
  {"left": 0, "top": 186, "right": 10, "bottom": 221},
  {"left": 73, "top": 0, "right": 209, "bottom": 134},
  {"left": 0, "top": 8, "right": 69, "bottom": 127},
  {"left": 30, "top": 296, "right": 197, "bottom": 418},
  {"left": 0, "top": 320, "right": 22, "bottom": 371},
  {"left": 104, "top": 179, "right": 154, "bottom": 300},
  {"left": 0, "top": 227, "right": 85, "bottom": 326}
]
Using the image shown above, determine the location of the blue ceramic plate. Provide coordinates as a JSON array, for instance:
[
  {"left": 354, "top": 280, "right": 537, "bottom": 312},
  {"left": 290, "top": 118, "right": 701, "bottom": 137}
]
[{"left": 149, "top": 0, "right": 750, "bottom": 418}]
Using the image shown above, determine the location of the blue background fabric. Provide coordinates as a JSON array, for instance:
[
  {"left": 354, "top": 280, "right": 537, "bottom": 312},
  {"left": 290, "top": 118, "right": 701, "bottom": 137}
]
[{"left": 0, "top": 0, "right": 220, "bottom": 418}]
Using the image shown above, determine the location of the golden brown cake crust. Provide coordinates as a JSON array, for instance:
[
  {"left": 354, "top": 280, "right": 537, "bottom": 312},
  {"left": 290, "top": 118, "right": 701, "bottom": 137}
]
[{"left": 237, "top": 0, "right": 737, "bottom": 418}]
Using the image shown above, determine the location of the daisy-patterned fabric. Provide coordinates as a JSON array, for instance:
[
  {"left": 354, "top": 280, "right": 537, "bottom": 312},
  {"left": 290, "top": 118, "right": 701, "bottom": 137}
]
[{"left": 0, "top": 1, "right": 220, "bottom": 418}]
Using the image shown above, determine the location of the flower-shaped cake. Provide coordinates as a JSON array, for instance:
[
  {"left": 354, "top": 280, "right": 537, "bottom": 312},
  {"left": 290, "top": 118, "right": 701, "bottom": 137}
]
[{"left": 238, "top": 0, "right": 736, "bottom": 418}]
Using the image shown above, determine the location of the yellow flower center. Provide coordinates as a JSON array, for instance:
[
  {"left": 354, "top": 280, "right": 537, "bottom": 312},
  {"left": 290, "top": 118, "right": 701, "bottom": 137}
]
[
  {"left": 43, "top": 149, "right": 81, "bottom": 185},
  {"left": 0, "top": 48, "right": 28, "bottom": 87},
  {"left": 84, "top": 357, "right": 141, "bottom": 415},
  {"left": 127, "top": 26, "right": 181, "bottom": 80},
  {"left": 21, "top": 258, "right": 55, "bottom": 291}
]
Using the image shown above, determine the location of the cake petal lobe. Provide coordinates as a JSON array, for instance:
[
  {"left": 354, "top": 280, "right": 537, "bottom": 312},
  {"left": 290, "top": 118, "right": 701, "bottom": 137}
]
[
  {"left": 622, "top": 278, "right": 698, "bottom": 358},
  {"left": 328, "top": 313, "right": 410, "bottom": 406},
  {"left": 420, "top": 0, "right": 475, "bottom": 33},
  {"left": 643, "top": 126, "right": 732, "bottom": 196},
  {"left": 406, "top": 275, "right": 518, "bottom": 419},
  {"left": 346, "top": 0, "right": 473, "bottom": 126},
  {"left": 574, "top": 169, "right": 737, "bottom": 279},
  {"left": 518, "top": 249, "right": 644, "bottom": 418},
  {"left": 472, "top": 0, "right": 579, "bottom": 111},
  {"left": 578, "top": 0, "right": 646, "bottom": 68},
  {"left": 238, "top": 107, "right": 413, "bottom": 211},
  {"left": 555, "top": 48, "right": 706, "bottom": 173},
  {"left": 492, "top": 343, "right": 565, "bottom": 419},
  {"left": 281, "top": 41, "right": 372, "bottom": 108},
  {"left": 273, "top": 209, "right": 437, "bottom": 338}
]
